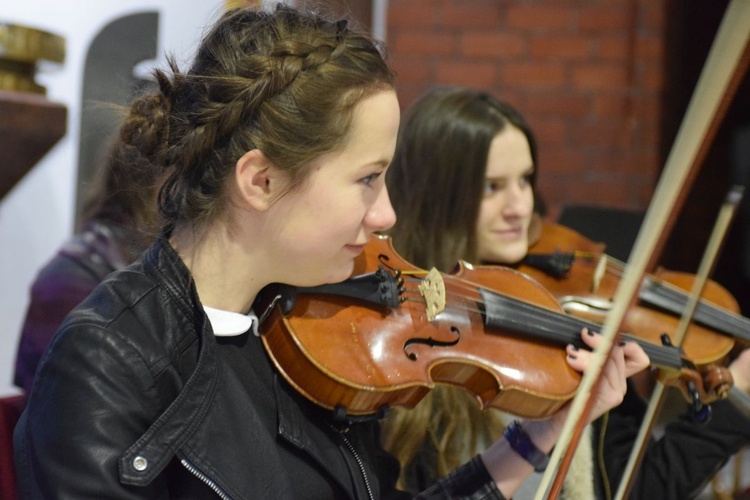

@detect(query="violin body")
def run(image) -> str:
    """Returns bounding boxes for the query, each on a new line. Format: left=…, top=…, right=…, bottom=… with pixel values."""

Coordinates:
left=259, top=233, right=580, bottom=419
left=523, top=221, right=737, bottom=367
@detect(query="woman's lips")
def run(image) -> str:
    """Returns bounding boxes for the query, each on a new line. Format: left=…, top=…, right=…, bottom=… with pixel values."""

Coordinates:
left=493, top=227, right=524, bottom=239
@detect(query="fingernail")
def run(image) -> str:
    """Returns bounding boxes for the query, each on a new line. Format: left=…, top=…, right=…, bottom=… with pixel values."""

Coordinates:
left=571, top=345, right=579, bottom=351
left=567, top=354, right=578, bottom=360
left=587, top=330, right=595, bottom=336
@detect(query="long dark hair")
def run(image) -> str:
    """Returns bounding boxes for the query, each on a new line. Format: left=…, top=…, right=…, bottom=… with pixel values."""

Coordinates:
left=387, top=87, right=537, bottom=271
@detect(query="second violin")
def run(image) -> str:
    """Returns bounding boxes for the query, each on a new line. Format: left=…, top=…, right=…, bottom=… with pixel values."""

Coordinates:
left=521, top=221, right=744, bottom=368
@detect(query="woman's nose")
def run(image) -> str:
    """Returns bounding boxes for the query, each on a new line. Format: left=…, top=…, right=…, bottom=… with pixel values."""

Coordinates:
left=367, top=186, right=397, bottom=232
left=503, top=184, right=531, bottom=217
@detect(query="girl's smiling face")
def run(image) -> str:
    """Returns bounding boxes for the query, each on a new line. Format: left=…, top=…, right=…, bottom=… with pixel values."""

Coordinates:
left=475, top=125, right=535, bottom=265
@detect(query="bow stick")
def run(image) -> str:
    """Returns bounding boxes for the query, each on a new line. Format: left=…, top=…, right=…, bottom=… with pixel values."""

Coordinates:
left=614, top=185, right=744, bottom=500
left=534, top=1, right=750, bottom=498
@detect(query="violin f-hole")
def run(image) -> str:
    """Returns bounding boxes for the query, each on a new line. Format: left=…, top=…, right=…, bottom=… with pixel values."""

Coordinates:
left=403, top=326, right=461, bottom=361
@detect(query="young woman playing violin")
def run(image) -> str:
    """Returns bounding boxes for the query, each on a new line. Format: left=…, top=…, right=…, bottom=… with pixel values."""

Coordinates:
left=382, top=86, right=750, bottom=499
left=12, top=6, right=647, bottom=499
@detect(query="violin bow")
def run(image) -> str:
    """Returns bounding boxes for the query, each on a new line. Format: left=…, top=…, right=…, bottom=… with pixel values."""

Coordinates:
left=534, top=2, right=750, bottom=498
left=614, top=185, right=744, bottom=500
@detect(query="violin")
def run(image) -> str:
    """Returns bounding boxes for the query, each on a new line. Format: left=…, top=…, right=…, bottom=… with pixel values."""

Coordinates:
left=520, top=220, right=746, bottom=368
left=256, top=234, right=729, bottom=420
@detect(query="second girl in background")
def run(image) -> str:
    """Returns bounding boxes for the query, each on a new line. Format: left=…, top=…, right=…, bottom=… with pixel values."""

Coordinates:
left=382, top=86, right=750, bottom=499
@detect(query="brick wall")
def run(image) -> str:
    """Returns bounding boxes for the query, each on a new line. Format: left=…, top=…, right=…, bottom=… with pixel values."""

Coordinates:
left=386, top=0, right=668, bottom=220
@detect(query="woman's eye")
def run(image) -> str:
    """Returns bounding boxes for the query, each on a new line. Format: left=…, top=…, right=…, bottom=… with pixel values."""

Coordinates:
left=361, top=172, right=381, bottom=186
left=483, top=181, right=503, bottom=196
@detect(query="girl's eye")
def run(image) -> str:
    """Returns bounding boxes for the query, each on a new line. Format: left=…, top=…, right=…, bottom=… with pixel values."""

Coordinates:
left=483, top=180, right=504, bottom=196
left=361, top=172, right=381, bottom=186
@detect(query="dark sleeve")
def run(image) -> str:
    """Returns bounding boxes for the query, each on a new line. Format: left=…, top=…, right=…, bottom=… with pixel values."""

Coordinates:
left=13, top=322, right=169, bottom=498
left=13, top=253, right=106, bottom=394
left=597, top=389, right=750, bottom=500
left=415, top=456, right=506, bottom=500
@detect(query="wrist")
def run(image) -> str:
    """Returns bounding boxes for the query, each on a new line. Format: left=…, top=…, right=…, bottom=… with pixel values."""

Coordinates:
left=503, top=420, right=552, bottom=472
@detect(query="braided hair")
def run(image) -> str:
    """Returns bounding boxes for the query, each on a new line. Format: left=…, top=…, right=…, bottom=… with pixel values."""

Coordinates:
left=118, top=4, right=395, bottom=232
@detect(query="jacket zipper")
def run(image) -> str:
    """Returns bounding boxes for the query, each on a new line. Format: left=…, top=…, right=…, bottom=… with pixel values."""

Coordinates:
left=181, top=458, right=231, bottom=499
left=333, top=426, right=375, bottom=500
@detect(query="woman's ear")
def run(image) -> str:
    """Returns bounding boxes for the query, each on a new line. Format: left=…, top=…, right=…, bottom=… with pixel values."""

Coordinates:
left=235, top=149, right=282, bottom=211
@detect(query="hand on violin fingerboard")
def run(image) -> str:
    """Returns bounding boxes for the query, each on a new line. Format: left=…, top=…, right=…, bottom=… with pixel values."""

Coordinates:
left=480, top=329, right=649, bottom=498
left=561, top=329, right=651, bottom=423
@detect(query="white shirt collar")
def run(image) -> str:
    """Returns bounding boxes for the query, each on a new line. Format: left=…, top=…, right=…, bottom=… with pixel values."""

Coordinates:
left=203, top=305, right=259, bottom=337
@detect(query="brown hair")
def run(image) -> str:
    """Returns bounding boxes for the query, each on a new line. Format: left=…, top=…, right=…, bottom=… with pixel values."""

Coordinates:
left=387, top=87, right=537, bottom=271
left=117, top=4, right=395, bottom=233
left=382, top=87, right=538, bottom=491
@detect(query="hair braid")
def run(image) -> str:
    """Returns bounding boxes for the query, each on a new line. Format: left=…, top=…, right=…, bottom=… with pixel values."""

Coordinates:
left=124, top=3, right=393, bottom=231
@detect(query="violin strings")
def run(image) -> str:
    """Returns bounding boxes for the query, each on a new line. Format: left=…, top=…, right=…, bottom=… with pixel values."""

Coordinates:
left=395, top=273, right=681, bottom=369
left=586, top=254, right=750, bottom=341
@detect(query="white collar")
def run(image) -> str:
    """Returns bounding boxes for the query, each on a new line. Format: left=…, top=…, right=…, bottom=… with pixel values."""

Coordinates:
left=203, top=305, right=259, bottom=337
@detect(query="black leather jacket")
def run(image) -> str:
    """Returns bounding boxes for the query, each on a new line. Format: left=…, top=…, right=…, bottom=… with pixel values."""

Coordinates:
left=14, top=236, right=502, bottom=499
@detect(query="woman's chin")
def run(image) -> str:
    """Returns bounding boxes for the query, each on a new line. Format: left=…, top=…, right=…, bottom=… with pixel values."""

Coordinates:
left=323, top=263, right=357, bottom=285
left=483, top=244, right=528, bottom=265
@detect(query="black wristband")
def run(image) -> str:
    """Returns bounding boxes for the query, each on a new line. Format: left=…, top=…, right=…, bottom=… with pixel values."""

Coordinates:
left=503, top=420, right=550, bottom=472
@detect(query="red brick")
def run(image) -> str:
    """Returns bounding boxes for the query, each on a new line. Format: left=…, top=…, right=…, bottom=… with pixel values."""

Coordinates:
left=598, top=36, right=630, bottom=61
left=390, top=56, right=433, bottom=85
left=538, top=147, right=588, bottom=176
left=389, top=0, right=448, bottom=8
left=574, top=120, right=633, bottom=148
left=530, top=35, right=592, bottom=60
left=638, top=62, right=665, bottom=92
left=386, top=0, right=669, bottom=214
left=579, top=6, right=635, bottom=32
left=572, top=64, right=631, bottom=90
left=630, top=151, right=661, bottom=179
left=435, top=61, right=497, bottom=87
left=598, top=150, right=657, bottom=175
left=503, top=62, right=567, bottom=88
left=632, top=119, right=661, bottom=153
left=522, top=92, right=592, bottom=118
left=461, top=32, right=526, bottom=58
left=531, top=118, right=568, bottom=146
left=639, top=1, right=668, bottom=32
left=635, top=34, right=664, bottom=62
left=440, top=3, right=502, bottom=29
left=507, top=5, right=574, bottom=30
left=392, top=30, right=458, bottom=57
left=593, top=94, right=632, bottom=119
left=585, top=156, right=631, bottom=178
left=388, top=2, right=439, bottom=29
left=565, top=177, right=633, bottom=207
left=632, top=93, right=661, bottom=117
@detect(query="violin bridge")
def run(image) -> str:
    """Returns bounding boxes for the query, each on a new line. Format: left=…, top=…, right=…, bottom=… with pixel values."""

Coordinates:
left=592, top=254, right=607, bottom=293
left=419, top=267, right=446, bottom=321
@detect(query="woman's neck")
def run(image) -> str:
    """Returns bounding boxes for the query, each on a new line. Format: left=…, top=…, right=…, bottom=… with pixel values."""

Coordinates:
left=170, top=222, right=266, bottom=313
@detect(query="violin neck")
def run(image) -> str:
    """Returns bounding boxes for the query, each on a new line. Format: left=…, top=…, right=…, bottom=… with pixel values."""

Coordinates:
left=639, top=277, right=750, bottom=343
left=477, top=288, right=684, bottom=371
